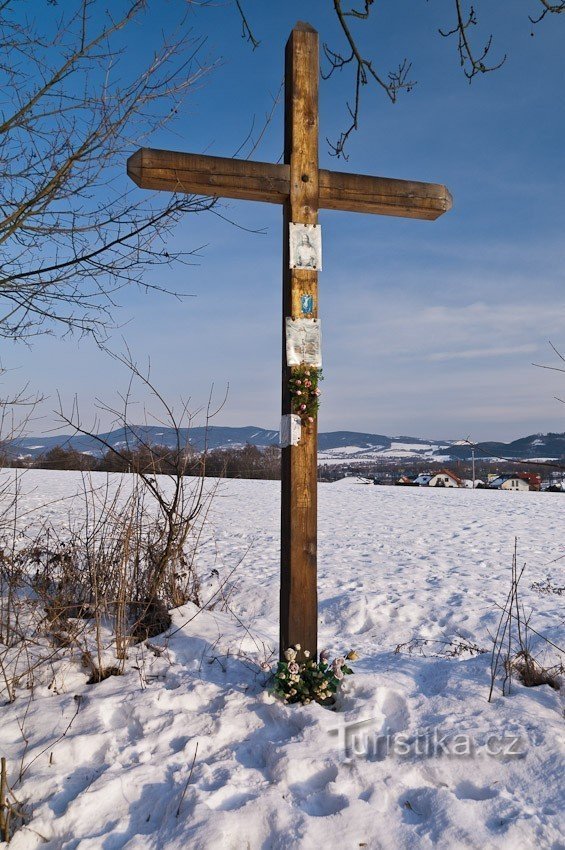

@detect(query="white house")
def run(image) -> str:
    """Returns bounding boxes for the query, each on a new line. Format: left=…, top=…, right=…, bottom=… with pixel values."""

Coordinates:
left=489, top=475, right=530, bottom=491
left=502, top=478, right=530, bottom=491
left=428, top=470, right=462, bottom=488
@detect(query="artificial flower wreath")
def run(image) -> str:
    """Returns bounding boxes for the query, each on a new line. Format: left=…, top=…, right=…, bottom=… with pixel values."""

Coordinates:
left=289, top=366, right=323, bottom=425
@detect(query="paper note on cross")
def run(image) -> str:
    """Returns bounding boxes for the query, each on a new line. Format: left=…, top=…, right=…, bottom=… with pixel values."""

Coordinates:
left=127, top=21, right=452, bottom=661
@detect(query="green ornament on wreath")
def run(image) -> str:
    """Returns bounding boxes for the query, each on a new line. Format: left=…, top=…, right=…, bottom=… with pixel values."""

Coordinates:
left=289, top=366, right=323, bottom=425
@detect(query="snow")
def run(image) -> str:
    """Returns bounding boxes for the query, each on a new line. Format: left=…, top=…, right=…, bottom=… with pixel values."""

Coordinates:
left=1, top=471, right=563, bottom=849
left=320, top=444, right=381, bottom=457
left=317, top=441, right=453, bottom=465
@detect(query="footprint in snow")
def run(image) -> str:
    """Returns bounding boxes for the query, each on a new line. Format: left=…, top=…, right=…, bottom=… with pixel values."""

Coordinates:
left=455, top=780, right=498, bottom=802
left=296, top=789, right=349, bottom=818
left=377, top=688, right=411, bottom=735
left=288, top=763, right=339, bottom=797
left=205, top=786, right=257, bottom=811
left=399, top=787, right=436, bottom=824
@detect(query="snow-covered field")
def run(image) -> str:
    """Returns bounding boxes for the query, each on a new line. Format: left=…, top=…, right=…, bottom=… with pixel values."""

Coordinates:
left=0, top=471, right=563, bottom=850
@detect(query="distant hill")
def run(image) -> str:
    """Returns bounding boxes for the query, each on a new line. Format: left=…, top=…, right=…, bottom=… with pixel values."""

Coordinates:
left=8, top=426, right=565, bottom=463
left=8, top=426, right=280, bottom=459
left=446, top=432, right=565, bottom=461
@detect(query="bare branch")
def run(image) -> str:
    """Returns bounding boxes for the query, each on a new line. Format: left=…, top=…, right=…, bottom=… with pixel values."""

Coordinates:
left=324, top=0, right=414, bottom=158
left=530, top=0, right=565, bottom=25
left=439, top=1, right=507, bottom=81
left=343, top=1, right=374, bottom=19
left=234, top=0, right=260, bottom=50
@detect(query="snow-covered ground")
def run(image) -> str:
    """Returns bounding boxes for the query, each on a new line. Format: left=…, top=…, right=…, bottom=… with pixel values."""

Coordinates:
left=0, top=471, right=563, bottom=850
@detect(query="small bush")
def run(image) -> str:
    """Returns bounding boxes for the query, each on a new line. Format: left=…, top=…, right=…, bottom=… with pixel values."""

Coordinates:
left=489, top=540, right=564, bottom=700
left=509, top=650, right=562, bottom=691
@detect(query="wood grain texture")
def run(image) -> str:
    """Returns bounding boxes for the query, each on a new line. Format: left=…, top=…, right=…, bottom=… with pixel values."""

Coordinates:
left=128, top=149, right=451, bottom=220
left=280, top=23, right=319, bottom=661
left=319, top=169, right=453, bottom=220
left=127, top=149, right=290, bottom=205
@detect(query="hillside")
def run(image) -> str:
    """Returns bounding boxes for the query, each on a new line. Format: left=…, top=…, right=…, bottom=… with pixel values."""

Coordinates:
left=9, top=426, right=565, bottom=464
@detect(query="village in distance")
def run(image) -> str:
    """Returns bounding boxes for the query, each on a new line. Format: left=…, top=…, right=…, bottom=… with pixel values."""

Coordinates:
left=5, top=423, right=565, bottom=492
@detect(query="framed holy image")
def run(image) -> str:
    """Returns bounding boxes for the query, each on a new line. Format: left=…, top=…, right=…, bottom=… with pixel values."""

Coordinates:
left=289, top=223, right=322, bottom=271
left=285, top=317, right=322, bottom=367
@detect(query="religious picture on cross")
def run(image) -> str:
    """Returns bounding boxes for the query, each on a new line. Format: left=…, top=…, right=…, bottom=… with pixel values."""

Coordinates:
left=285, top=318, right=322, bottom=367
left=289, top=222, right=322, bottom=270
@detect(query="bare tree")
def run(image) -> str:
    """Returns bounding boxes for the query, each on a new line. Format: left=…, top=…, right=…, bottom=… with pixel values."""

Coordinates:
left=0, top=0, right=216, bottom=342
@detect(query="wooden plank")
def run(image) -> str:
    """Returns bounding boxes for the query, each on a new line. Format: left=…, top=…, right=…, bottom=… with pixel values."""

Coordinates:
left=280, top=21, right=319, bottom=661
left=128, top=148, right=451, bottom=220
left=127, top=148, right=290, bottom=205
left=319, top=169, right=452, bottom=220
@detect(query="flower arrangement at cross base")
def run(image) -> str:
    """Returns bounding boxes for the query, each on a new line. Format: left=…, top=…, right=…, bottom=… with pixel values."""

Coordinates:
left=271, top=645, right=357, bottom=705
left=289, top=367, right=323, bottom=426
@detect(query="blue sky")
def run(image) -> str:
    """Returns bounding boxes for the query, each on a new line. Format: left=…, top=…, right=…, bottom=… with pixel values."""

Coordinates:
left=5, top=0, right=565, bottom=440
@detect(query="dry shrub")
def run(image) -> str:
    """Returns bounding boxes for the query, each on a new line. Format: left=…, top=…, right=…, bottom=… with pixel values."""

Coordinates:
left=0, top=756, right=25, bottom=842
left=394, top=637, right=487, bottom=658
left=0, top=467, right=215, bottom=700
left=0, top=360, right=222, bottom=699
left=489, top=540, right=564, bottom=700
left=509, top=650, right=562, bottom=691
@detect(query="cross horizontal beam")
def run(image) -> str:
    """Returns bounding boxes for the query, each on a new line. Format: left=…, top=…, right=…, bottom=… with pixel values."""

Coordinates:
left=127, top=148, right=452, bottom=221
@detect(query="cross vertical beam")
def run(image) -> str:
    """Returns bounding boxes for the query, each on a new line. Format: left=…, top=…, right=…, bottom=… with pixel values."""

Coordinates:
left=280, top=23, right=319, bottom=660
left=125, top=19, right=453, bottom=665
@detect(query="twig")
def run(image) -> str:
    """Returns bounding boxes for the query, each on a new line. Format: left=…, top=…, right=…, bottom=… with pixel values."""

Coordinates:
left=439, top=0, right=506, bottom=81
left=0, top=756, right=26, bottom=842
left=234, top=1, right=260, bottom=49
left=18, top=696, right=82, bottom=782
left=0, top=757, right=7, bottom=842
left=176, top=742, right=199, bottom=818
left=530, top=0, right=565, bottom=25
left=324, top=0, right=414, bottom=158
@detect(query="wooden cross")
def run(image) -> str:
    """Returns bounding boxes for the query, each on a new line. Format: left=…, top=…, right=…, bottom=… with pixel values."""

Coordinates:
left=127, top=21, right=452, bottom=660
